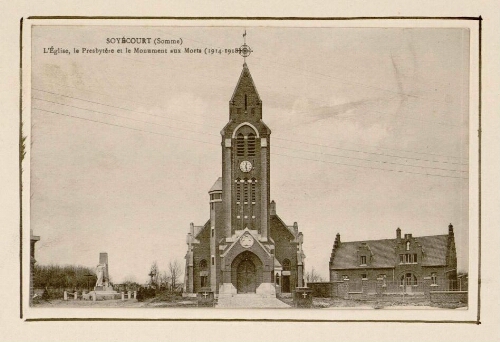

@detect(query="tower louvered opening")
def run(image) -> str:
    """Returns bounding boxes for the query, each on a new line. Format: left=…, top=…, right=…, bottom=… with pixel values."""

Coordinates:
left=236, top=133, right=245, bottom=156
left=247, top=133, right=256, bottom=157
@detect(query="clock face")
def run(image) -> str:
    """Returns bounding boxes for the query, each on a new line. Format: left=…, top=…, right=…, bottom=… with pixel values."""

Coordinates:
left=239, top=233, right=254, bottom=248
left=239, top=160, right=253, bottom=172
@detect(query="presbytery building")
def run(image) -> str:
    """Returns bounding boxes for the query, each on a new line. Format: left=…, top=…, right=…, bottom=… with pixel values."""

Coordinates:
left=183, top=62, right=305, bottom=297
left=329, top=224, right=458, bottom=289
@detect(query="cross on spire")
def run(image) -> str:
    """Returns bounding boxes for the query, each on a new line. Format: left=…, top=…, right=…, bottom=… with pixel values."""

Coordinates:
left=238, top=29, right=252, bottom=64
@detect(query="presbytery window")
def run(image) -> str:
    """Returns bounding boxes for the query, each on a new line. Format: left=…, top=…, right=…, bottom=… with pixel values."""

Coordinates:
left=400, top=273, right=417, bottom=286
left=360, top=256, right=367, bottom=265
left=431, top=272, right=437, bottom=285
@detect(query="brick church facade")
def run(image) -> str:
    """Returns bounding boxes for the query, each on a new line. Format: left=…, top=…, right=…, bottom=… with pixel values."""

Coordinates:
left=329, top=224, right=458, bottom=290
left=183, top=63, right=305, bottom=297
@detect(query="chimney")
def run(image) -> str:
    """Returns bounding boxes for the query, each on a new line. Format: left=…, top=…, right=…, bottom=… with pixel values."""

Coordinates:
left=334, top=233, right=341, bottom=248
left=190, top=222, right=194, bottom=235
left=270, top=200, right=276, bottom=216
left=396, top=227, right=401, bottom=243
left=448, top=223, right=454, bottom=236
left=293, top=222, right=299, bottom=235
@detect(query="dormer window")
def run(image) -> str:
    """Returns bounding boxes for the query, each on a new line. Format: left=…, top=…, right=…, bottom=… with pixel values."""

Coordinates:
left=360, top=256, right=367, bottom=265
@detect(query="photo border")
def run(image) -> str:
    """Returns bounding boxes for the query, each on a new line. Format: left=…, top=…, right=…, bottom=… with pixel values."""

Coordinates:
left=20, top=16, right=481, bottom=324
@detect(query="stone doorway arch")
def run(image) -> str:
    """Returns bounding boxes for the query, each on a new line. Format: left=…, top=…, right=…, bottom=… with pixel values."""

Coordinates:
left=231, top=251, right=263, bottom=294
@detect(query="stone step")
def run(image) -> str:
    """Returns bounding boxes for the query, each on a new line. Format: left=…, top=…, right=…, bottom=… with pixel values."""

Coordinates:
left=216, top=294, right=290, bottom=308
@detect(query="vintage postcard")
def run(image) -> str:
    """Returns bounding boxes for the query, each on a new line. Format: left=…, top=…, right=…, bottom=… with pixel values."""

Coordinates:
left=21, top=18, right=479, bottom=322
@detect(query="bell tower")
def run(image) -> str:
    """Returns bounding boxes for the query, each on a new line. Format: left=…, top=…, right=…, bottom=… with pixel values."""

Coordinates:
left=184, top=35, right=305, bottom=298
left=221, top=62, right=271, bottom=241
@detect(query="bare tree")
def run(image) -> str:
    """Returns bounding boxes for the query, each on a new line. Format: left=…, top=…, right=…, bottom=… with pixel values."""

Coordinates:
left=149, top=261, right=159, bottom=288
left=168, top=260, right=182, bottom=292
left=306, top=267, right=324, bottom=283
left=158, top=271, right=169, bottom=290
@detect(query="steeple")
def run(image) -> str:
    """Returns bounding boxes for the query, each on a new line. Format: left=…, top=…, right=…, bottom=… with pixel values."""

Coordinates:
left=229, top=63, right=262, bottom=121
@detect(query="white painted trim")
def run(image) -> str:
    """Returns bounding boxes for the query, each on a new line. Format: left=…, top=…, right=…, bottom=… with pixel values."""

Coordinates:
left=231, top=122, right=260, bottom=138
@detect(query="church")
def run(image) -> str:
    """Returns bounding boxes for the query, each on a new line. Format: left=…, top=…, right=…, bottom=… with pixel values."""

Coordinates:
left=183, top=61, right=305, bottom=298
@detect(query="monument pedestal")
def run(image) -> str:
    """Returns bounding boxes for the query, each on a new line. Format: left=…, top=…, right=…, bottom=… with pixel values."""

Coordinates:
left=94, top=285, right=114, bottom=292
left=294, top=287, right=313, bottom=308
left=197, top=288, right=215, bottom=307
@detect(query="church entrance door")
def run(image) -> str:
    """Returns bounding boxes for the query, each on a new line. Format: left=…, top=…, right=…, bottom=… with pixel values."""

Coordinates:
left=237, top=259, right=256, bottom=293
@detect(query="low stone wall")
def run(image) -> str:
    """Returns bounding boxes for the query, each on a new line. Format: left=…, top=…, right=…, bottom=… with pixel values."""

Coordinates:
left=308, top=282, right=334, bottom=298
left=430, top=291, right=468, bottom=304
left=312, top=281, right=461, bottom=302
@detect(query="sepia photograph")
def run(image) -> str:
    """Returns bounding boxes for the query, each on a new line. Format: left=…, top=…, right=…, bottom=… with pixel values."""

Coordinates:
left=22, top=19, right=477, bottom=321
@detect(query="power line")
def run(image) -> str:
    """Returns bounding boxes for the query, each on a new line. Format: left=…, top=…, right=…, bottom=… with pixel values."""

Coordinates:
left=272, top=144, right=467, bottom=173
left=34, top=87, right=466, bottom=165
left=271, top=152, right=467, bottom=180
left=33, top=97, right=220, bottom=138
left=273, top=137, right=468, bottom=167
left=33, top=107, right=220, bottom=147
left=34, top=95, right=467, bottom=172
left=33, top=107, right=468, bottom=180
left=34, top=29, right=462, bottom=132
left=274, top=129, right=467, bottom=160
left=35, top=82, right=467, bottom=161
left=32, top=88, right=222, bottom=130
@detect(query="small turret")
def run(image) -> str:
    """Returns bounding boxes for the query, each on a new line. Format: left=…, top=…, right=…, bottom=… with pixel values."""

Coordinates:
left=270, top=200, right=276, bottom=216
left=334, top=233, right=341, bottom=248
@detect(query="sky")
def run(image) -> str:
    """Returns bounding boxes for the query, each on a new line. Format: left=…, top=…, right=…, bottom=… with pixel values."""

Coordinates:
left=30, top=25, right=470, bottom=284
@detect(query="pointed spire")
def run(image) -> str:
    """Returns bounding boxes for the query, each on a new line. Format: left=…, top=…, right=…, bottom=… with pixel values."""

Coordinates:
left=229, top=63, right=261, bottom=105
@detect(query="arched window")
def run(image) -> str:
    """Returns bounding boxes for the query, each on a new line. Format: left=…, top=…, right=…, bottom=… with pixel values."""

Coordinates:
left=247, top=133, right=256, bottom=157
left=199, top=259, right=208, bottom=288
left=243, top=178, right=249, bottom=202
left=276, top=273, right=280, bottom=285
left=251, top=178, right=256, bottom=202
left=235, top=178, right=241, bottom=202
left=406, top=241, right=410, bottom=251
left=236, top=133, right=245, bottom=156
left=400, top=273, right=417, bottom=286
left=282, top=259, right=291, bottom=271
left=199, top=260, right=207, bottom=270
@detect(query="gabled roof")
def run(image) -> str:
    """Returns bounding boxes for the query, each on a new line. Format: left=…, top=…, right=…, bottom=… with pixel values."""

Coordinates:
left=270, top=214, right=297, bottom=240
left=230, top=63, right=261, bottom=103
left=330, top=235, right=449, bottom=270
left=194, top=220, right=210, bottom=239
left=209, top=177, right=222, bottom=193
